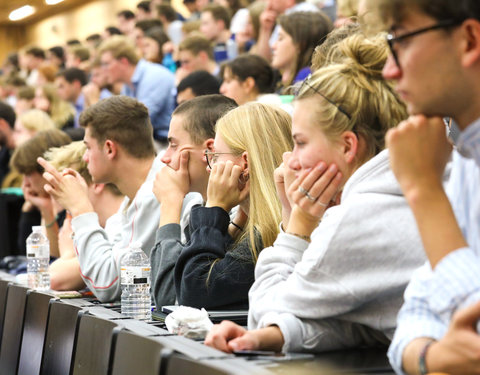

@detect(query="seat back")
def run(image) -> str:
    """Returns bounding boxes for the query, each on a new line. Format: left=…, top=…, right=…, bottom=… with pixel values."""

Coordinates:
left=17, top=291, right=55, bottom=375
left=40, top=300, right=82, bottom=375
left=70, top=312, right=119, bottom=375
left=0, top=279, right=11, bottom=346
left=163, top=353, right=232, bottom=375
left=0, top=284, right=29, bottom=374
left=109, top=330, right=167, bottom=375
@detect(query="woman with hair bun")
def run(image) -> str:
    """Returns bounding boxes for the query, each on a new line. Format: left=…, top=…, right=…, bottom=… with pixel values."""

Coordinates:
left=206, top=32, right=426, bottom=353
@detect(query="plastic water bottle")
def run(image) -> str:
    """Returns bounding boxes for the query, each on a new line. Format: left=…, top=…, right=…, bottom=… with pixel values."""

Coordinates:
left=26, top=226, right=50, bottom=290
left=120, top=242, right=151, bottom=320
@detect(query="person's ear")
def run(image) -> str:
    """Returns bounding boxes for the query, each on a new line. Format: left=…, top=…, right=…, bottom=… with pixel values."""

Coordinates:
left=93, top=183, right=106, bottom=194
left=202, top=138, right=215, bottom=162
left=104, top=140, right=117, bottom=160
left=241, top=151, right=249, bottom=174
left=340, top=131, right=358, bottom=164
left=459, top=19, right=480, bottom=68
left=242, top=77, right=256, bottom=94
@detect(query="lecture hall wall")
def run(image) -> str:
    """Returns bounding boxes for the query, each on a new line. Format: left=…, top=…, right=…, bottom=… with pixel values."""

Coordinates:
left=0, top=0, right=187, bottom=62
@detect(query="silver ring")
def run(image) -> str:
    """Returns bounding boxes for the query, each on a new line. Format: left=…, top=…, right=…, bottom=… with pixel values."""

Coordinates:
left=317, top=201, right=328, bottom=207
left=298, top=186, right=316, bottom=202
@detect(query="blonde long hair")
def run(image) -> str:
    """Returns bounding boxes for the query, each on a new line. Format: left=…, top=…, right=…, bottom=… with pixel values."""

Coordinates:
left=215, top=102, right=293, bottom=261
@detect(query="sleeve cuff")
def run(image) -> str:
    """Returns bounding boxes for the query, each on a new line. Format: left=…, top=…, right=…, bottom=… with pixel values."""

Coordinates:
left=156, top=223, right=181, bottom=242
left=189, top=205, right=230, bottom=233
left=257, top=311, right=303, bottom=353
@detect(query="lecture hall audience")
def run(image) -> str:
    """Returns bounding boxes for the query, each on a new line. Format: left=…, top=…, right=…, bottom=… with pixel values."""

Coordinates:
left=0, top=1, right=476, bottom=373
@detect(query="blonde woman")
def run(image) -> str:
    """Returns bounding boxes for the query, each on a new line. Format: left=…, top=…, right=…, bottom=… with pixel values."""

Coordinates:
left=34, top=84, right=75, bottom=130
left=45, top=141, right=124, bottom=291
left=206, top=33, right=426, bottom=352
left=13, top=109, right=56, bottom=147
left=174, top=103, right=293, bottom=309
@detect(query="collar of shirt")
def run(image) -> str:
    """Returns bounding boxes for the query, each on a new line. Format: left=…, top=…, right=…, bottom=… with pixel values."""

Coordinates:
left=456, top=117, right=480, bottom=165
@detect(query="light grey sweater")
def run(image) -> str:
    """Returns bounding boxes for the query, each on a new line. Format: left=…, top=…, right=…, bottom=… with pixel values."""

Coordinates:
left=248, top=150, right=426, bottom=352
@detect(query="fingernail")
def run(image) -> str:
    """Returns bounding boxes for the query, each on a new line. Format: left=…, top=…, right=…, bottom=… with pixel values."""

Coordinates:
left=316, top=162, right=326, bottom=171
left=229, top=342, right=239, bottom=350
left=329, top=165, right=337, bottom=172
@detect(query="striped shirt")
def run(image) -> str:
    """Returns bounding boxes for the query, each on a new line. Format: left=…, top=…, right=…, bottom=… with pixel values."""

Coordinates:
left=388, top=118, right=480, bottom=374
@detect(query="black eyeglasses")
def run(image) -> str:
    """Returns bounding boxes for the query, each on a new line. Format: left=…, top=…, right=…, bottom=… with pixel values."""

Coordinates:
left=296, top=75, right=352, bottom=120
left=386, top=19, right=462, bottom=67
left=204, top=150, right=235, bottom=169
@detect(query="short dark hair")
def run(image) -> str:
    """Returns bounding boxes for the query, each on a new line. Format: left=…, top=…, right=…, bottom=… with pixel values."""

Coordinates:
left=80, top=96, right=155, bottom=159
left=177, top=71, right=220, bottom=97
left=137, top=0, right=151, bottom=12
left=105, top=26, right=123, bottom=36
left=57, top=68, right=88, bottom=86
left=135, top=19, right=163, bottom=32
left=202, top=4, right=231, bottom=29
left=117, top=9, right=135, bottom=19
left=372, top=0, right=480, bottom=24
left=66, top=39, right=81, bottom=46
left=221, top=54, right=277, bottom=94
left=179, top=34, right=214, bottom=60
left=0, top=101, right=16, bottom=129
left=157, top=4, right=177, bottom=22
left=26, top=47, right=45, bottom=59
left=10, top=129, right=71, bottom=174
left=48, top=46, right=65, bottom=60
left=173, top=94, right=237, bottom=144
left=86, top=33, right=102, bottom=42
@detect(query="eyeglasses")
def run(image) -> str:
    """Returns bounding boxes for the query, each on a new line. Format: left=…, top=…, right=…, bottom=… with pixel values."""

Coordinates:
left=386, top=19, right=461, bottom=67
left=204, top=150, right=235, bottom=169
left=296, top=75, right=352, bottom=120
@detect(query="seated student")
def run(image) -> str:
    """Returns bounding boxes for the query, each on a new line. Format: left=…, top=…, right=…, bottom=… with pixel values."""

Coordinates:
left=220, top=54, right=279, bottom=106
left=13, top=109, right=56, bottom=147
left=38, top=96, right=200, bottom=302
left=368, top=0, right=480, bottom=374
left=200, top=4, right=238, bottom=63
left=205, top=32, right=426, bottom=353
left=272, top=11, right=332, bottom=92
left=176, top=34, right=219, bottom=85
left=174, top=102, right=293, bottom=310
left=176, top=71, right=221, bottom=105
left=10, top=129, right=71, bottom=255
left=151, top=94, right=237, bottom=308
left=33, top=84, right=75, bottom=131
left=44, top=141, right=124, bottom=291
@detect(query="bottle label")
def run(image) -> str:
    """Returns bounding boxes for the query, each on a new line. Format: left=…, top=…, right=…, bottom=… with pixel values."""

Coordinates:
left=26, top=244, right=49, bottom=258
left=121, top=266, right=150, bottom=285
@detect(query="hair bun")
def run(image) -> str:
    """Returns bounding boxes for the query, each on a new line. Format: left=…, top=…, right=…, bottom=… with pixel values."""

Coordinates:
left=335, top=33, right=388, bottom=79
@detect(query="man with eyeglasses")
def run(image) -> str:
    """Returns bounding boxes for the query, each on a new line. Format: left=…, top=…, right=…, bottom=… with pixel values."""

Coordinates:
left=369, top=0, right=480, bottom=374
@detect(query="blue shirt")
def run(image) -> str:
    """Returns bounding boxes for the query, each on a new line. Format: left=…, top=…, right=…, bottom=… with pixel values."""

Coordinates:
left=74, top=93, right=85, bottom=128
left=121, top=59, right=176, bottom=140
left=388, top=118, right=480, bottom=374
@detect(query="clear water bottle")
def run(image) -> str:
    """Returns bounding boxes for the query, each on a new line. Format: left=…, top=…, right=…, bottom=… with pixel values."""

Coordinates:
left=26, top=226, right=50, bottom=290
left=120, top=242, right=151, bottom=320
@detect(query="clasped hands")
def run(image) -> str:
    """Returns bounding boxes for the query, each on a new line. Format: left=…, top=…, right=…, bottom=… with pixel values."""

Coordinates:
left=37, top=157, right=93, bottom=218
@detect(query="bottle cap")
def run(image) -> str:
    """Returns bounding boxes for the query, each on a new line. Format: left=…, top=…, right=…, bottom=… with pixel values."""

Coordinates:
left=32, top=226, right=43, bottom=232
